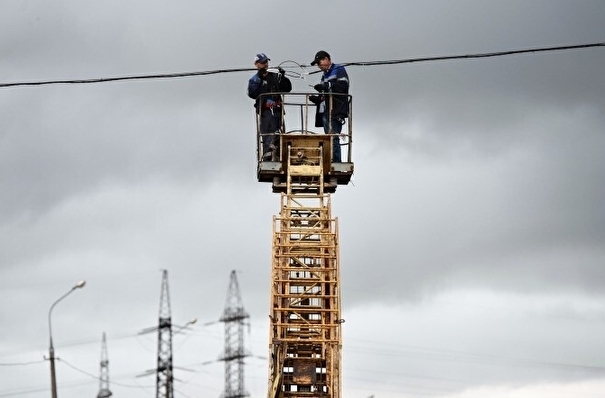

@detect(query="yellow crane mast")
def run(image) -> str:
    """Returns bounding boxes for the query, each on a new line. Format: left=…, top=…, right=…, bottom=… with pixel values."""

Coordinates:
left=256, top=93, right=353, bottom=398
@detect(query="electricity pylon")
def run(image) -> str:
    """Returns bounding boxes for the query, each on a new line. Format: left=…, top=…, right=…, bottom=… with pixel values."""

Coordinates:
left=219, top=270, right=250, bottom=398
left=136, top=271, right=196, bottom=395
left=156, top=269, right=174, bottom=398
left=96, top=332, right=112, bottom=398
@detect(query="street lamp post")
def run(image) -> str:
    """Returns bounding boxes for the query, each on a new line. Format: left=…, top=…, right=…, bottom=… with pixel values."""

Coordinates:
left=48, top=280, right=86, bottom=398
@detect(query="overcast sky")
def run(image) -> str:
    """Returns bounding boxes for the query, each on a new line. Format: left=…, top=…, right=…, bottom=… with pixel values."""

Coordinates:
left=1, top=1, right=605, bottom=397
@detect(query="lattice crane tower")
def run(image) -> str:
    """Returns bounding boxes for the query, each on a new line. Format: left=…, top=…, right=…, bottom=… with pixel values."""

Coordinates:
left=219, top=270, right=250, bottom=398
left=96, top=332, right=112, bottom=398
left=256, top=92, right=354, bottom=398
left=156, top=269, right=174, bottom=398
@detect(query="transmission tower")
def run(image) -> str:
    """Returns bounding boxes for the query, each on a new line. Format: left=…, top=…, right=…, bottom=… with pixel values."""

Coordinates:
left=156, top=269, right=174, bottom=398
left=219, top=270, right=250, bottom=398
left=96, top=332, right=112, bottom=398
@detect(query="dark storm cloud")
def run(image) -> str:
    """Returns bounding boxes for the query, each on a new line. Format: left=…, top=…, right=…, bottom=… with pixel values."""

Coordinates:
left=2, top=1, right=605, bottom=397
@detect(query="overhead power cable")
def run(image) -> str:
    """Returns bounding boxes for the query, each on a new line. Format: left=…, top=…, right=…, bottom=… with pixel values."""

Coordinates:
left=0, top=67, right=253, bottom=88
left=0, top=41, right=603, bottom=89
left=342, top=41, right=605, bottom=68
left=58, top=358, right=155, bottom=389
left=0, top=359, right=46, bottom=366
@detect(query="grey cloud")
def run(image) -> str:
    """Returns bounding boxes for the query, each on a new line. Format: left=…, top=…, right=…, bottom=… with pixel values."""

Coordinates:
left=2, top=1, right=605, bottom=397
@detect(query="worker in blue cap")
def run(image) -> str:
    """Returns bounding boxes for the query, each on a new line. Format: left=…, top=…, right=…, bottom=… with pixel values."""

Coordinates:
left=248, top=53, right=292, bottom=161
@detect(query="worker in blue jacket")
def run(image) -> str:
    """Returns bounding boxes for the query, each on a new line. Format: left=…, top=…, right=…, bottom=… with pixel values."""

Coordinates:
left=310, top=50, right=350, bottom=162
left=248, top=53, right=292, bottom=161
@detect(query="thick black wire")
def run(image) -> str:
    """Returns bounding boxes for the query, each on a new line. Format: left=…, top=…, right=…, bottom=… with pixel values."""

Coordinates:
left=1, top=42, right=603, bottom=88
left=0, top=67, right=253, bottom=88
left=341, top=42, right=605, bottom=68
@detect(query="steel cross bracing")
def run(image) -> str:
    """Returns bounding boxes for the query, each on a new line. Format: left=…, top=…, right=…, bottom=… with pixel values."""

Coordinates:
left=156, top=269, right=174, bottom=398
left=97, top=332, right=112, bottom=398
left=220, top=270, right=250, bottom=398
left=267, top=144, right=342, bottom=398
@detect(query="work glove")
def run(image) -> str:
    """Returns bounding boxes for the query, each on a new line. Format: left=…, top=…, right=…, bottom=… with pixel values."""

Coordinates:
left=309, top=95, right=321, bottom=105
left=314, top=83, right=327, bottom=92
left=278, top=67, right=285, bottom=75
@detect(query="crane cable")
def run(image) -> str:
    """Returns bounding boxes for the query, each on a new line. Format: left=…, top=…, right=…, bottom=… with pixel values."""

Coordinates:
left=0, top=42, right=603, bottom=89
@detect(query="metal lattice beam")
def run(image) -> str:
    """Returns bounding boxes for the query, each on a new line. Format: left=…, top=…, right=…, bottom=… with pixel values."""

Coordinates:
left=220, top=270, right=250, bottom=398
left=156, top=269, right=174, bottom=398
left=97, top=332, right=112, bottom=398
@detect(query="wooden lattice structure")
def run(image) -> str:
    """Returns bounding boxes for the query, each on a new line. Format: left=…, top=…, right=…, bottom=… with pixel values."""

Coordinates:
left=265, top=133, right=350, bottom=398
left=257, top=93, right=353, bottom=398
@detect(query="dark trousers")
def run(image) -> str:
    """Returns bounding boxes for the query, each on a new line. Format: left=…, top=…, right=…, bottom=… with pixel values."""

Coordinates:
left=322, top=114, right=342, bottom=162
left=260, top=109, right=282, bottom=157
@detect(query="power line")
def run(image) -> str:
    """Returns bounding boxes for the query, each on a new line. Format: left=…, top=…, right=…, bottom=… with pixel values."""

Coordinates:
left=0, top=67, right=253, bottom=88
left=0, top=359, right=46, bottom=366
left=0, top=41, right=603, bottom=89
left=58, top=358, right=154, bottom=389
left=342, top=41, right=605, bottom=68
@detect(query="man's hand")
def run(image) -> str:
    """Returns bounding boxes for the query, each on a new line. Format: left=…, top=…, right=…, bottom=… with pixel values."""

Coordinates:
left=257, top=69, right=267, bottom=80
left=314, top=83, right=327, bottom=92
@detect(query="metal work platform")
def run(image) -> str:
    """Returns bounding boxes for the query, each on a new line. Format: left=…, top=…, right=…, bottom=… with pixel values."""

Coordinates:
left=256, top=93, right=354, bottom=193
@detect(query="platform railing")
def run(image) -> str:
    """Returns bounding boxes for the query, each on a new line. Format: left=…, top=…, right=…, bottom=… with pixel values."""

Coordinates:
left=255, top=92, right=353, bottom=163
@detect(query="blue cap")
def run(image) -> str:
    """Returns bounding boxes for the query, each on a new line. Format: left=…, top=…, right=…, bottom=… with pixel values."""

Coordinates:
left=254, top=53, right=270, bottom=64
